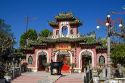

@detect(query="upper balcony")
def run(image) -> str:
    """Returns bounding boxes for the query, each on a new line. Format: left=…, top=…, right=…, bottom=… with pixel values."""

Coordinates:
left=48, top=33, right=80, bottom=39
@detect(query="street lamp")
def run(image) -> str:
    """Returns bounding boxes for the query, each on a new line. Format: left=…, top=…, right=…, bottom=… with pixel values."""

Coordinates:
left=96, top=14, right=112, bottom=79
left=119, top=24, right=123, bottom=28
left=97, top=13, right=125, bottom=81
left=105, top=14, right=112, bottom=79
left=96, top=26, right=100, bottom=29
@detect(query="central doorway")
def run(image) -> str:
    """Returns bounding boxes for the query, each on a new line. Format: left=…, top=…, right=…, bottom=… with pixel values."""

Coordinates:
left=38, top=52, right=47, bottom=71
left=56, top=51, right=71, bottom=72
left=57, top=51, right=70, bottom=65
left=57, top=54, right=70, bottom=65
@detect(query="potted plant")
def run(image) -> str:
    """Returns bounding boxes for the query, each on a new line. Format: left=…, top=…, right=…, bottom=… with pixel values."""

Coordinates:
left=70, top=63, right=76, bottom=73
left=44, top=63, right=50, bottom=72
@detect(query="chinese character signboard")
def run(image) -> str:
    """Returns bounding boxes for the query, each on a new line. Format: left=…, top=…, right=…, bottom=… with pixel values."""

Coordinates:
left=56, top=43, right=71, bottom=50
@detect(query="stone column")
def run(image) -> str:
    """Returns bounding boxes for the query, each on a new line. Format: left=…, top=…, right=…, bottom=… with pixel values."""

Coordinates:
left=67, top=26, right=70, bottom=36
left=59, top=27, right=62, bottom=37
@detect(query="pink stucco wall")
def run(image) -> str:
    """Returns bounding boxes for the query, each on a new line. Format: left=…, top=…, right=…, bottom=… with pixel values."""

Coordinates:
left=48, top=48, right=52, bottom=62
left=72, top=27, right=78, bottom=35
left=92, top=48, right=97, bottom=68
left=76, top=47, right=81, bottom=68
left=77, top=48, right=100, bottom=69
left=27, top=54, right=35, bottom=68
left=26, top=46, right=108, bottom=72
left=97, top=53, right=107, bottom=65
left=53, top=28, right=59, bottom=36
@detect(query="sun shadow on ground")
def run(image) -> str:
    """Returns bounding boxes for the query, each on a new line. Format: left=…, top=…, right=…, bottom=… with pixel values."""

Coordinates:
left=60, top=74, right=67, bottom=77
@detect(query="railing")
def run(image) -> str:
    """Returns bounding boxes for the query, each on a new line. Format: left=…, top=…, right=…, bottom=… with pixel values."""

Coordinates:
left=97, top=65, right=125, bottom=83
left=48, top=34, right=81, bottom=39
left=9, top=67, right=21, bottom=80
left=109, top=78, right=125, bottom=83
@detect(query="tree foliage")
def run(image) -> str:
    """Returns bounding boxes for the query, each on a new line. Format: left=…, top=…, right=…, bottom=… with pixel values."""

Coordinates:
left=0, top=19, right=15, bottom=62
left=111, top=44, right=125, bottom=65
left=0, top=19, right=14, bottom=53
left=39, top=29, right=52, bottom=37
left=20, top=28, right=37, bottom=47
left=110, top=24, right=125, bottom=65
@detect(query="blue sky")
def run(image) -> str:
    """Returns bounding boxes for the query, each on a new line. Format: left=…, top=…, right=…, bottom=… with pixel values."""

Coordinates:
left=0, top=0, right=125, bottom=48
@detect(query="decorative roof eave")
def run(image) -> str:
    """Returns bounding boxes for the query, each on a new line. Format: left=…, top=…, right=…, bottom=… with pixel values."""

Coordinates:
left=70, top=23, right=82, bottom=27
left=23, top=50, right=34, bottom=54
left=26, top=39, right=48, bottom=48
left=79, top=42, right=101, bottom=46
left=30, top=43, right=48, bottom=49
left=21, top=47, right=34, bottom=50
left=13, top=53, right=26, bottom=59
left=43, top=37, right=86, bottom=43
left=29, top=36, right=100, bottom=45
left=96, top=47, right=107, bottom=53
left=21, top=47, right=34, bottom=54
left=96, top=45, right=115, bottom=53
left=30, top=36, right=99, bottom=44
left=13, top=53, right=23, bottom=56
left=55, top=18, right=76, bottom=22
left=55, top=12, right=76, bottom=22
left=32, top=37, right=86, bottom=43
left=30, top=43, right=47, bottom=47
left=49, top=21, right=59, bottom=28
left=70, top=20, right=82, bottom=27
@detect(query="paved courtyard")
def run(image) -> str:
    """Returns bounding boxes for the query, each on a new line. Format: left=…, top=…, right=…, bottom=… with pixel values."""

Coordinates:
left=11, top=72, right=83, bottom=83
left=55, top=73, right=83, bottom=83
left=12, top=71, right=60, bottom=83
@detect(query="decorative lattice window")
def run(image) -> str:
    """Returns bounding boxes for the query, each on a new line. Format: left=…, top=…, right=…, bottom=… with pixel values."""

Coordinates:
left=28, top=56, right=33, bottom=64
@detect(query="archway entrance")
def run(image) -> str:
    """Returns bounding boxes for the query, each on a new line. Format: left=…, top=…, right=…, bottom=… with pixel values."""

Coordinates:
left=56, top=51, right=71, bottom=72
left=57, top=51, right=70, bottom=65
left=81, top=51, right=92, bottom=72
left=38, top=52, right=47, bottom=71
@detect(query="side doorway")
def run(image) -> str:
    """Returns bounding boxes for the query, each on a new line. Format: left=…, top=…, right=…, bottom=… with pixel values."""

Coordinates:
left=81, top=51, right=92, bottom=72
left=38, top=54, right=47, bottom=71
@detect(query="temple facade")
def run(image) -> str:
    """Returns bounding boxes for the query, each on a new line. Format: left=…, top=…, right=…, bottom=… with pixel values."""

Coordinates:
left=24, top=13, right=107, bottom=73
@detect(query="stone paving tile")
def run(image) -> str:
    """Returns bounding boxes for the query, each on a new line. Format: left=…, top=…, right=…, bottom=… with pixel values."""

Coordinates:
left=12, top=72, right=47, bottom=83
left=11, top=71, right=61, bottom=83
left=12, top=75, right=43, bottom=83
left=37, top=75, right=61, bottom=83
left=11, top=72, right=83, bottom=83
left=55, top=73, right=83, bottom=83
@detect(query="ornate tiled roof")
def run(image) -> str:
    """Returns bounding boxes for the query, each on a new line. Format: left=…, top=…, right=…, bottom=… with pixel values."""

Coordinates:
left=29, top=37, right=86, bottom=44
left=55, top=12, right=76, bottom=21
left=49, top=21, right=58, bottom=27
left=49, top=12, right=82, bottom=27
left=28, top=36, right=100, bottom=46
